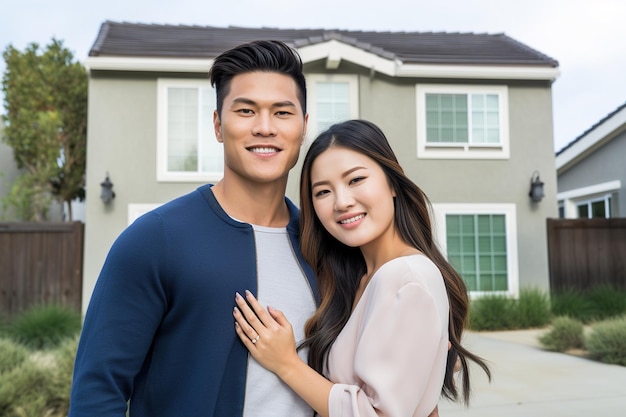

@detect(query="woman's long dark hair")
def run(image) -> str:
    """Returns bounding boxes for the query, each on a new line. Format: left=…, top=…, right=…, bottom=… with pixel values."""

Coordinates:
left=299, top=119, right=490, bottom=404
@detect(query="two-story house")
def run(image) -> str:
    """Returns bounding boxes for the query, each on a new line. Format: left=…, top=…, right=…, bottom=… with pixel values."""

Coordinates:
left=81, top=21, right=560, bottom=312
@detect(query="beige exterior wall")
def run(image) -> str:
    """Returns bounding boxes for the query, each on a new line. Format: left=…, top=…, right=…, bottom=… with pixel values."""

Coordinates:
left=84, top=65, right=557, bottom=313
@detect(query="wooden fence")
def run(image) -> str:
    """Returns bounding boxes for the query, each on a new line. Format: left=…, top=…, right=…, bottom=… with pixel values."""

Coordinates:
left=547, top=218, right=626, bottom=293
left=0, top=222, right=84, bottom=318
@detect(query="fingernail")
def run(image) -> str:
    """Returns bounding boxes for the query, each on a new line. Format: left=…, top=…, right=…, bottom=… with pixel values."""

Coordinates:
left=245, top=290, right=252, bottom=297
left=235, top=292, right=242, bottom=300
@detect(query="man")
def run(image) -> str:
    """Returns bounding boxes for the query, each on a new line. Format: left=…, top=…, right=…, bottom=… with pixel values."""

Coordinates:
left=69, top=40, right=319, bottom=417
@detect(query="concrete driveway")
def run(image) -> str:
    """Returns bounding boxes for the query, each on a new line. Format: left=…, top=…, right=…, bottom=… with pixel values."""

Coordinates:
left=438, top=329, right=626, bottom=416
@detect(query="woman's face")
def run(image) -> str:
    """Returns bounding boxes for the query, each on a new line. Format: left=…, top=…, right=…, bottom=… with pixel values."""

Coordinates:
left=310, top=146, right=397, bottom=251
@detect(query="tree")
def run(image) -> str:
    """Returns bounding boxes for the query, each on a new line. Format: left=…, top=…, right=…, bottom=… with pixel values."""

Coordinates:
left=1, top=38, right=87, bottom=221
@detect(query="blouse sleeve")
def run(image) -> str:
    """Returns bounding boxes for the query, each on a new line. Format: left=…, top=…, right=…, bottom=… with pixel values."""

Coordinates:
left=328, top=265, right=448, bottom=417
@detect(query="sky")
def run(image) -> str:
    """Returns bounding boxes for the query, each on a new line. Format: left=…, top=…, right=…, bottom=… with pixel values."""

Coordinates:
left=1, top=0, right=625, bottom=152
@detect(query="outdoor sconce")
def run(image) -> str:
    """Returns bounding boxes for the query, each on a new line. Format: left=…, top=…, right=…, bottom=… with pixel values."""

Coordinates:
left=100, top=173, right=116, bottom=204
left=529, top=171, right=544, bottom=203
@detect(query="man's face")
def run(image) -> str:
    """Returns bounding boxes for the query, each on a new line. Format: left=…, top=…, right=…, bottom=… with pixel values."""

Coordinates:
left=213, top=71, right=308, bottom=186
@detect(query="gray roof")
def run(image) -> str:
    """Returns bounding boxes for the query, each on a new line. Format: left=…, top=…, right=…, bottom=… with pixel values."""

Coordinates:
left=90, top=21, right=558, bottom=67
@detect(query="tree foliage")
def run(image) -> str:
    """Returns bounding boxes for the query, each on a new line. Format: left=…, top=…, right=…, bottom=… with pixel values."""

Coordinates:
left=1, top=38, right=87, bottom=221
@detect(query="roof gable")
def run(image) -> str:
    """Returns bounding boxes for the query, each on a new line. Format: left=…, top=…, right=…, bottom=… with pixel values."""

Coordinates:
left=556, top=101, right=626, bottom=173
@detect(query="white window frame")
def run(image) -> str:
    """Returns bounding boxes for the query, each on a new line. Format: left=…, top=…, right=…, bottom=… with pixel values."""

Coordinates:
left=432, top=203, right=519, bottom=298
left=128, top=203, right=164, bottom=225
left=557, top=180, right=620, bottom=219
left=156, top=79, right=222, bottom=182
left=305, top=74, right=359, bottom=141
left=416, top=84, right=510, bottom=159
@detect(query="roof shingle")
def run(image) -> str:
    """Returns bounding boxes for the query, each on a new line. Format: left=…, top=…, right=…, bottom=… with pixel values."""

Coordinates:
left=89, top=21, right=558, bottom=67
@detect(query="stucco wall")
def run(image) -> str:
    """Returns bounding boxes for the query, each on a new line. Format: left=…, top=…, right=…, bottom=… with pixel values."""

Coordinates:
left=557, top=131, right=626, bottom=217
left=84, top=68, right=557, bottom=312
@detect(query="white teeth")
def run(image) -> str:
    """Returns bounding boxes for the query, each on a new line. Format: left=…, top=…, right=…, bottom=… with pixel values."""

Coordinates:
left=339, top=214, right=364, bottom=224
left=250, top=147, right=278, bottom=154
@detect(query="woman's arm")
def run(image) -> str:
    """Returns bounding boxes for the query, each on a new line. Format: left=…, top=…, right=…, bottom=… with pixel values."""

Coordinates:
left=234, top=291, right=332, bottom=417
left=234, top=287, right=445, bottom=417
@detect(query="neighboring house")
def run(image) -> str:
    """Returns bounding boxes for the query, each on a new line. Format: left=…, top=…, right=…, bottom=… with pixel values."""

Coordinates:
left=82, top=21, right=560, bottom=313
left=556, top=102, right=626, bottom=218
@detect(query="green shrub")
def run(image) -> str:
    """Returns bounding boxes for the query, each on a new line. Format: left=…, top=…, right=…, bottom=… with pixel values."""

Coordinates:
left=514, top=287, right=551, bottom=328
left=550, top=289, right=594, bottom=322
left=539, top=316, right=585, bottom=352
left=585, top=315, right=626, bottom=366
left=0, top=338, right=29, bottom=373
left=0, top=336, right=78, bottom=417
left=586, top=286, right=626, bottom=321
left=6, top=305, right=81, bottom=350
left=551, top=286, right=626, bottom=323
left=469, top=294, right=515, bottom=330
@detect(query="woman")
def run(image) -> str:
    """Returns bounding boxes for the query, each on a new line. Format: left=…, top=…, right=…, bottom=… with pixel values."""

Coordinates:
left=233, top=119, right=490, bottom=417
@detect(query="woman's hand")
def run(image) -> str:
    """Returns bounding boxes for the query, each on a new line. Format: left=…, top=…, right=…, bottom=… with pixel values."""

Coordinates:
left=233, top=291, right=302, bottom=376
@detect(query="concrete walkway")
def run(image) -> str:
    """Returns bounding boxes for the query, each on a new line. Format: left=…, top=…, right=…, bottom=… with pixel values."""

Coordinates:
left=438, top=329, right=626, bottom=416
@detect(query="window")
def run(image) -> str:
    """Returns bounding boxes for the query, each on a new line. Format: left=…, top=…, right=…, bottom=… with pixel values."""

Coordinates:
left=157, top=79, right=222, bottom=182
left=306, top=74, right=359, bottom=139
left=433, top=204, right=518, bottom=297
left=557, top=180, right=620, bottom=219
left=416, top=85, right=509, bottom=159
left=576, top=195, right=612, bottom=218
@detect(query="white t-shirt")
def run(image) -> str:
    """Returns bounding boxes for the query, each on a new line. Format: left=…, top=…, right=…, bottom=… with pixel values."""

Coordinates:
left=242, top=224, right=317, bottom=417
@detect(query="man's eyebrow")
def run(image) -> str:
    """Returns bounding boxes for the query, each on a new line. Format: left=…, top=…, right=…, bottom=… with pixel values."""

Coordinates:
left=272, top=100, right=297, bottom=108
left=230, top=98, right=297, bottom=108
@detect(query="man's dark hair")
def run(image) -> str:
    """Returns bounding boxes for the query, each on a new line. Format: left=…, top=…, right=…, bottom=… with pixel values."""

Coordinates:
left=209, top=40, right=307, bottom=116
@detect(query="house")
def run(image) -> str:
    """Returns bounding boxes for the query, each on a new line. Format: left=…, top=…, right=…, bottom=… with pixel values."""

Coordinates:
left=556, top=102, right=626, bottom=218
left=81, top=21, right=560, bottom=313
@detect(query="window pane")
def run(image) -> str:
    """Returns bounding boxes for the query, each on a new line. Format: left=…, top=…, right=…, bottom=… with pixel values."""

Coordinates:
left=316, top=82, right=351, bottom=132
left=166, top=84, right=221, bottom=175
left=470, top=94, right=500, bottom=145
left=577, top=204, right=589, bottom=218
left=445, top=213, right=508, bottom=292
left=168, top=87, right=199, bottom=172
left=591, top=200, right=606, bottom=218
left=425, top=94, right=468, bottom=143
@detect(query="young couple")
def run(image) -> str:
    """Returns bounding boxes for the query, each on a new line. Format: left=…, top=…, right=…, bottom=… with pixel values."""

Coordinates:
left=69, top=40, right=488, bottom=417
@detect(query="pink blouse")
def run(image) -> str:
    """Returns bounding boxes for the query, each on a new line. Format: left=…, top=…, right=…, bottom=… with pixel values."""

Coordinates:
left=326, top=255, right=449, bottom=417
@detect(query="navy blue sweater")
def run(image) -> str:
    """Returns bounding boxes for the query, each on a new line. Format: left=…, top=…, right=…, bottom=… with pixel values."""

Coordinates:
left=69, top=184, right=319, bottom=416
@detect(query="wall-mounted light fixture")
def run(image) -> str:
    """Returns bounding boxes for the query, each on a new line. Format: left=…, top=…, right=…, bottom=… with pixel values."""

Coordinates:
left=529, top=171, right=544, bottom=202
left=100, top=173, right=115, bottom=204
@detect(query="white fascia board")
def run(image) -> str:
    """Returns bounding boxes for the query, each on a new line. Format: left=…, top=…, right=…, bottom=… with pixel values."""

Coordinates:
left=298, top=40, right=399, bottom=76
left=397, top=63, right=560, bottom=81
left=557, top=180, right=621, bottom=201
left=299, top=40, right=559, bottom=80
left=84, top=56, right=214, bottom=72
left=84, top=41, right=560, bottom=82
left=556, top=105, right=626, bottom=172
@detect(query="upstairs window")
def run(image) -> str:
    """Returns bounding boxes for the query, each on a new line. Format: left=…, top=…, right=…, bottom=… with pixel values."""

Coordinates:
left=157, top=79, right=223, bottom=182
left=306, top=74, right=359, bottom=139
left=416, top=85, right=509, bottom=159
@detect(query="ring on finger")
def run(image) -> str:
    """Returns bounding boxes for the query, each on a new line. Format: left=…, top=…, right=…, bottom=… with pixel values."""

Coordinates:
left=251, top=335, right=260, bottom=344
